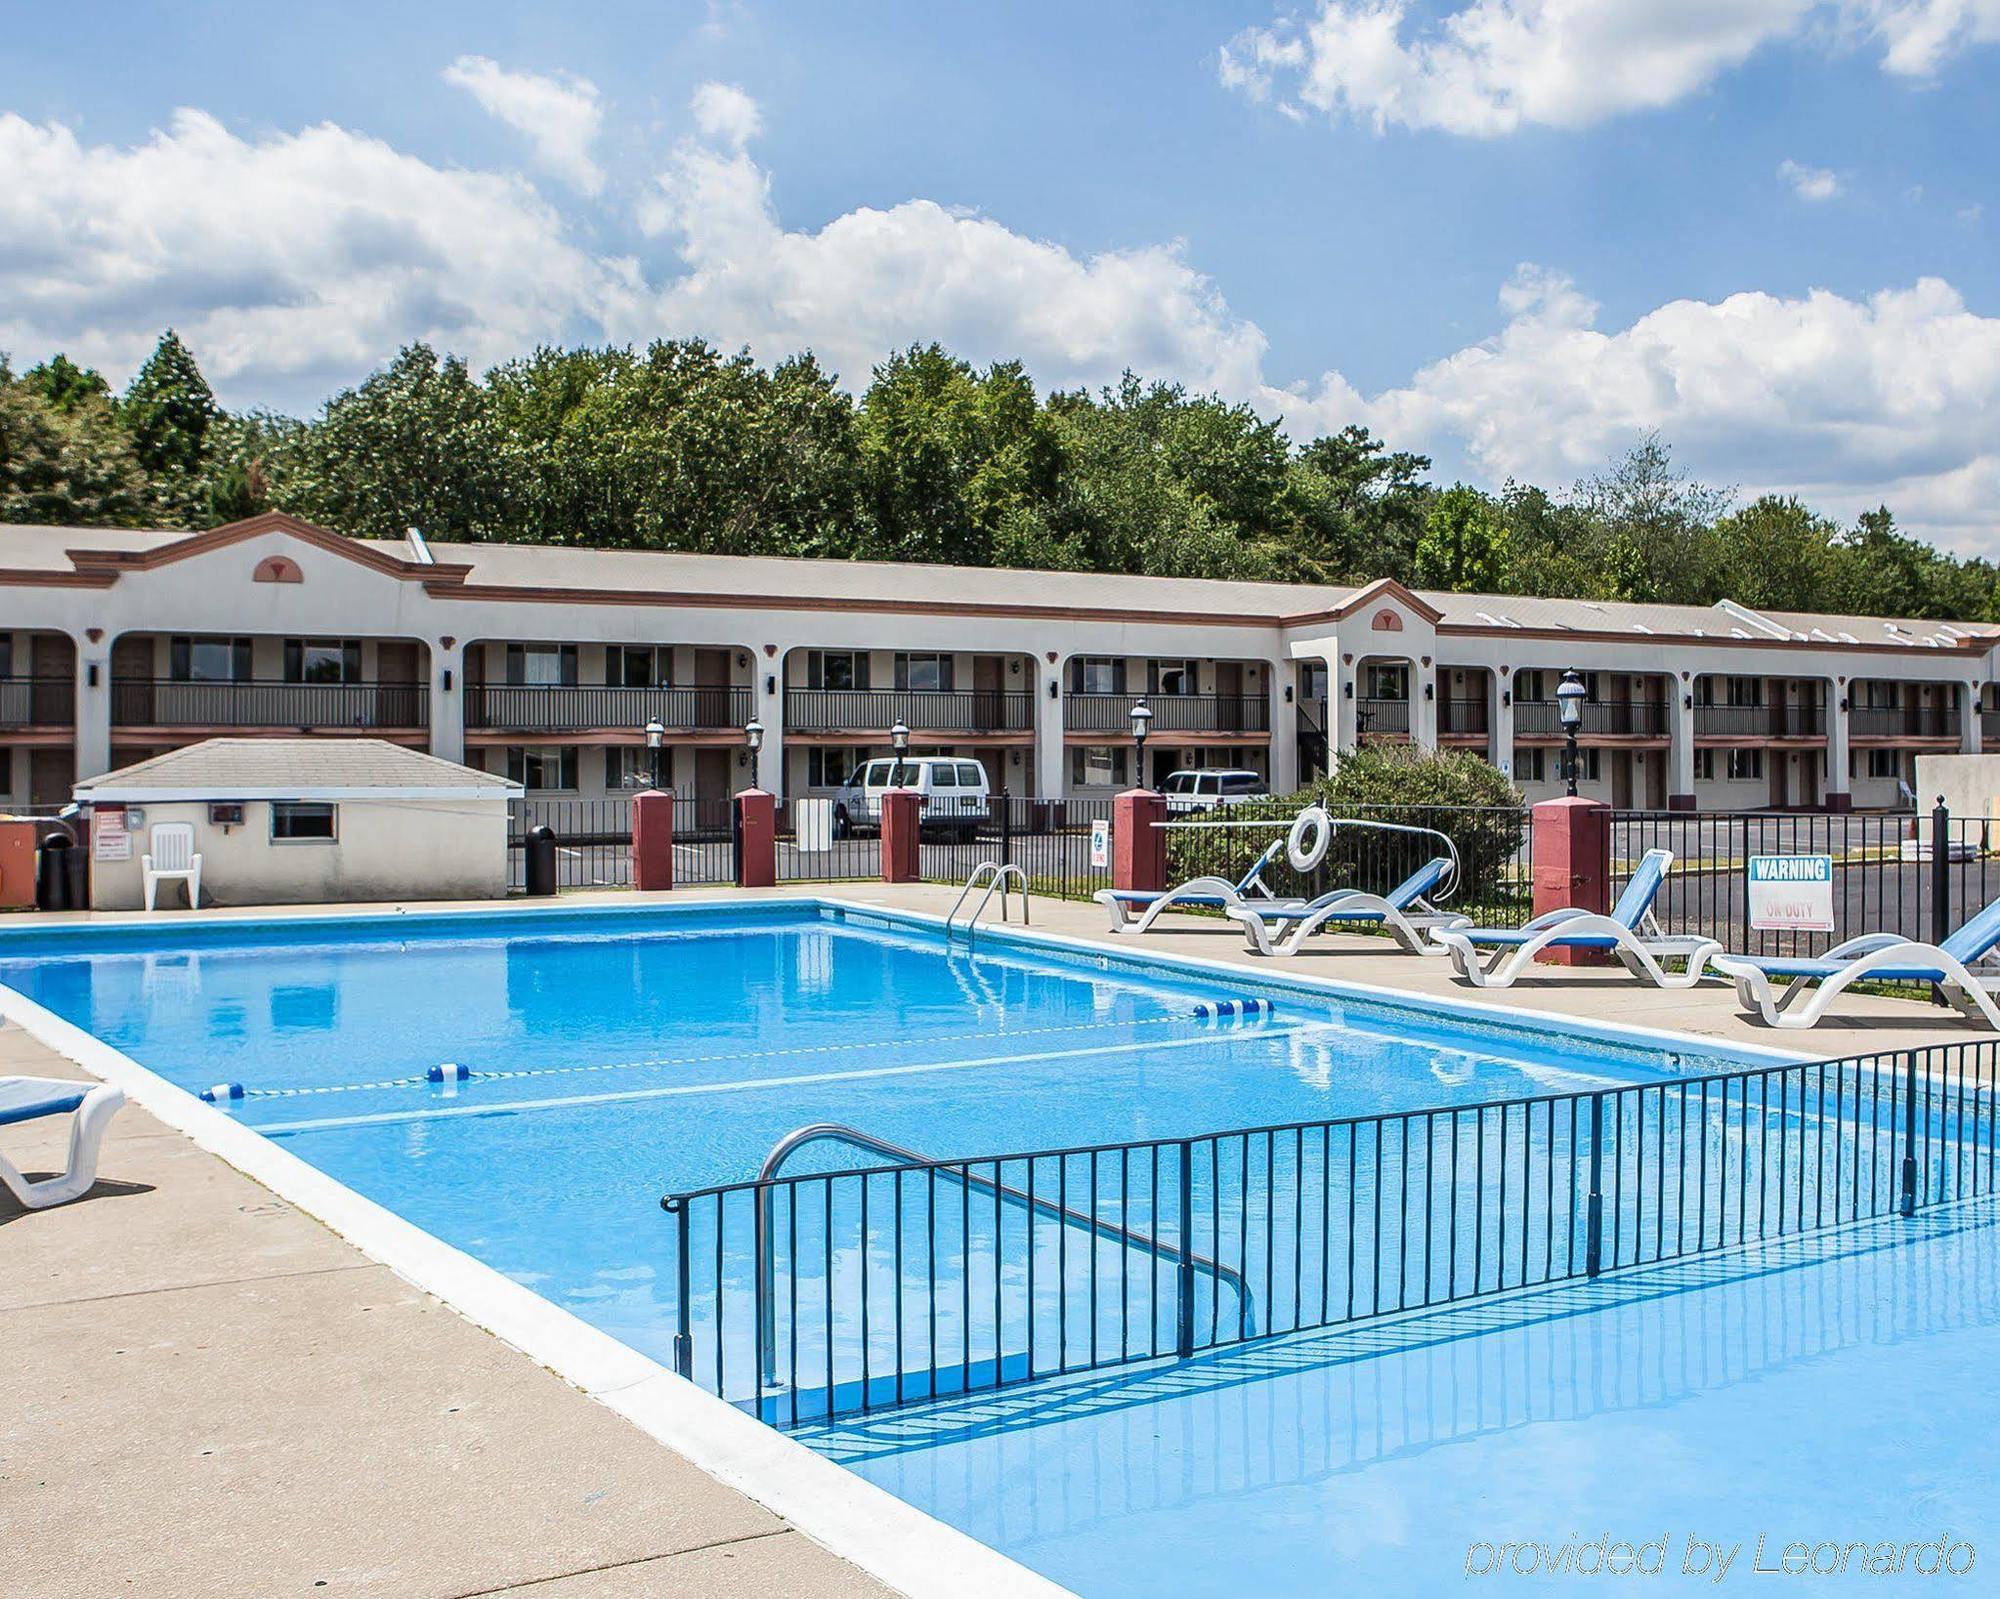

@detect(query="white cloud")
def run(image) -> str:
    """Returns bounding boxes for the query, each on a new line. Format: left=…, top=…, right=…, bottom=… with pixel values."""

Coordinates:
left=0, top=108, right=639, bottom=406
left=442, top=55, right=605, bottom=194
left=1222, top=0, right=2000, bottom=135
left=689, top=81, right=762, bottom=148
left=1779, top=157, right=1842, bottom=199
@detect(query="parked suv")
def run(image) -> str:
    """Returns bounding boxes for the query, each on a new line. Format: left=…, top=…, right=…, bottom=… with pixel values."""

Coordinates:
left=1161, top=768, right=1270, bottom=814
left=832, top=757, right=991, bottom=839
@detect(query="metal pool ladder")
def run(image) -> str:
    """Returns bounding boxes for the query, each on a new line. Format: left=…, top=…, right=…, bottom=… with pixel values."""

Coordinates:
left=753, top=1121, right=1255, bottom=1387
left=945, top=861, right=1028, bottom=943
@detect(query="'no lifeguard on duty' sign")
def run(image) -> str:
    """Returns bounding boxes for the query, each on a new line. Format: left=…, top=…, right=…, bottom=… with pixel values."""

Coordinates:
left=1747, top=854, right=1835, bottom=933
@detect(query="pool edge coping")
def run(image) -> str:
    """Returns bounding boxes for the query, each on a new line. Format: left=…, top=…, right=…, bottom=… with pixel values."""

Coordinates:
left=0, top=981, right=1074, bottom=1599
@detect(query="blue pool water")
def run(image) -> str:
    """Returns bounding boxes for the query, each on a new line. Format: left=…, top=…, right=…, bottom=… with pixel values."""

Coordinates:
left=21, top=899, right=1953, bottom=1596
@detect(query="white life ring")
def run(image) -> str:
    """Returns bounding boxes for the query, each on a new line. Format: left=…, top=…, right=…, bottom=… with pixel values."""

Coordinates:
left=1287, top=806, right=1332, bottom=872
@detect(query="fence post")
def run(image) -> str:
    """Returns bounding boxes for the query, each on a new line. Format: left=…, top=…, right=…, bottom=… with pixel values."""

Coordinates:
left=1585, top=1092, right=1605, bottom=1276
left=1114, top=787, right=1169, bottom=895
left=1901, top=1050, right=1920, bottom=1217
left=664, top=1195, right=694, bottom=1378
left=1932, top=798, right=1952, bottom=1003
left=1175, top=1139, right=1196, bottom=1358
left=999, top=787, right=1012, bottom=871
left=1531, top=796, right=1613, bottom=965
left=631, top=789, right=675, bottom=892
left=879, top=789, right=923, bottom=883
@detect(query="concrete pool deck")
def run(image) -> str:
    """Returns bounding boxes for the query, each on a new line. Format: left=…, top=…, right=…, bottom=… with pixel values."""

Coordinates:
left=2, top=882, right=1991, bottom=1596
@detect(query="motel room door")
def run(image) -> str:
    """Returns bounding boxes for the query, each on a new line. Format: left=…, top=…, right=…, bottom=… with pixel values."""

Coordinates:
left=972, top=654, right=1005, bottom=731
left=693, top=648, right=733, bottom=730
left=692, top=748, right=731, bottom=808
left=1610, top=750, right=1634, bottom=809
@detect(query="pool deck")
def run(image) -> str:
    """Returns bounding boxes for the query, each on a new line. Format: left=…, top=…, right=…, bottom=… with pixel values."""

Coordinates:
left=3, top=882, right=1991, bottom=1597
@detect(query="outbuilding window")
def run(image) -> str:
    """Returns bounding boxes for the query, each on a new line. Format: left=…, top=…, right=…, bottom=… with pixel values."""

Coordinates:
left=271, top=801, right=338, bottom=842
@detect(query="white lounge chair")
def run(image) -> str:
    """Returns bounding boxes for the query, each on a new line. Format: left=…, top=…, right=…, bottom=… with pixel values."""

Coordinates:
left=143, top=821, right=202, bottom=910
left=1430, top=848, right=1720, bottom=989
left=1713, top=896, right=2000, bottom=1030
left=1095, top=840, right=1284, bottom=933
left=0, top=1077, right=126, bottom=1209
left=1226, top=856, right=1465, bottom=956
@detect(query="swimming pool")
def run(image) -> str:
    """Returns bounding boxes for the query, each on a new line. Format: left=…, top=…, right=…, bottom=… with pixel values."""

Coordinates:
left=8, top=898, right=1987, bottom=1598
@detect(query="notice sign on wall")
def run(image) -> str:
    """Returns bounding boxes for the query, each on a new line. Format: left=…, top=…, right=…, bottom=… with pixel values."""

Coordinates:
left=92, top=805, right=132, bottom=862
left=1089, top=818, right=1111, bottom=869
left=1747, top=854, right=1834, bottom=932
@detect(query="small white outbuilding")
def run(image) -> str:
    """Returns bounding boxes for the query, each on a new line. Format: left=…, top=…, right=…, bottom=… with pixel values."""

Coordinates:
left=75, top=738, right=521, bottom=910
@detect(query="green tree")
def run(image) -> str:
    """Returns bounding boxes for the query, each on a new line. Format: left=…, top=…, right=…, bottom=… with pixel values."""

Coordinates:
left=1576, top=434, right=1731, bottom=604
left=21, top=353, right=111, bottom=413
left=121, top=330, right=216, bottom=480
left=1284, top=425, right=1433, bottom=583
left=0, top=360, right=153, bottom=525
left=1413, top=484, right=1510, bottom=591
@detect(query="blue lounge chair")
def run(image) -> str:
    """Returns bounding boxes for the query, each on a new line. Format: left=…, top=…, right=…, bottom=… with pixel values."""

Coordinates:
left=1430, top=848, right=1719, bottom=989
left=1713, top=895, right=2000, bottom=1030
left=0, top=1076, right=126, bottom=1210
left=1226, top=856, right=1463, bottom=956
left=1095, top=839, right=1285, bottom=933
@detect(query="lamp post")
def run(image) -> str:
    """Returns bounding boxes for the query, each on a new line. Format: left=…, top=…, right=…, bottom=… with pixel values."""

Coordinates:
left=744, top=716, right=764, bottom=772
left=1557, top=668, right=1586, bottom=798
left=889, top=719, right=910, bottom=790
left=1129, top=696, right=1153, bottom=787
left=644, top=717, right=666, bottom=792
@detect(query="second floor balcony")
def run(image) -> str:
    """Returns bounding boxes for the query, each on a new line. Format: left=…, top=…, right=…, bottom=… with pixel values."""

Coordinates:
left=789, top=687, right=1034, bottom=736
left=1356, top=697, right=1410, bottom=736
left=1067, top=692, right=1270, bottom=736
left=1849, top=703, right=1956, bottom=740
left=467, top=683, right=752, bottom=735
left=1689, top=703, right=1826, bottom=739
left=1516, top=700, right=1673, bottom=738
left=111, top=678, right=429, bottom=732
left=1437, top=697, right=1489, bottom=737
left=0, top=677, right=75, bottom=729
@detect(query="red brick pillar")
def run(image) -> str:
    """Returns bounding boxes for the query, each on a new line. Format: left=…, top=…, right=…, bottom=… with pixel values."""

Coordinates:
left=880, top=789, right=923, bottom=883
left=630, top=789, right=675, bottom=892
left=1532, top=796, right=1612, bottom=965
left=1113, top=788, right=1169, bottom=894
left=735, top=788, right=776, bottom=889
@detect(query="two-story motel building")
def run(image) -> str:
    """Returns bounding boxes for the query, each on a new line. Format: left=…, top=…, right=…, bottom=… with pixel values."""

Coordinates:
left=4, top=512, right=1997, bottom=814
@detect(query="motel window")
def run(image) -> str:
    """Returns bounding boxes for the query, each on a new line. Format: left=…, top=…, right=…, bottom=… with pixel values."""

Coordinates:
left=284, top=639, right=361, bottom=684
left=1696, top=749, right=1763, bottom=781
left=606, top=646, right=672, bottom=688
left=507, top=746, right=579, bottom=791
left=1867, top=749, right=1902, bottom=780
left=169, top=636, right=251, bottom=682
left=808, top=748, right=866, bottom=787
left=1365, top=663, right=1407, bottom=700
left=806, top=650, right=868, bottom=691
left=1149, top=659, right=1199, bottom=696
left=1699, top=676, right=1764, bottom=708
left=1070, top=657, right=1124, bottom=696
left=505, top=644, right=578, bottom=687
left=895, top=653, right=954, bottom=692
left=0, top=637, right=13, bottom=678
left=270, top=801, right=338, bottom=842
left=1072, top=746, right=1129, bottom=788
left=1517, top=748, right=1545, bottom=782
left=606, top=747, right=659, bottom=789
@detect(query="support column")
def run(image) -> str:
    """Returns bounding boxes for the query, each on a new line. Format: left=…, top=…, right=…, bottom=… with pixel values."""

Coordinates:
left=1668, top=681, right=1697, bottom=810
left=1487, top=672, right=1513, bottom=779
left=1532, top=796, right=1612, bottom=965
left=1266, top=660, right=1298, bottom=795
left=1036, top=658, right=1067, bottom=801
left=429, top=637, right=465, bottom=765
left=1825, top=678, right=1852, bottom=812
left=1412, top=660, right=1438, bottom=750
left=1960, top=680, right=1981, bottom=754
left=1112, top=787, right=1168, bottom=894
left=879, top=789, right=923, bottom=883
left=753, top=659, right=785, bottom=797
left=72, top=632, right=111, bottom=782
left=631, top=788, right=675, bottom=891
left=1330, top=656, right=1358, bottom=759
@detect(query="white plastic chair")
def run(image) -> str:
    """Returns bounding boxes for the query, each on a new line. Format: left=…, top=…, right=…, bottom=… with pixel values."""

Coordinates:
left=142, top=822, right=202, bottom=911
left=0, top=1077, right=126, bottom=1209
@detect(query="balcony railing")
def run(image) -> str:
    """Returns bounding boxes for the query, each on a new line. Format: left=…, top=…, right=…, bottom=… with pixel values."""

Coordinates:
left=1849, top=704, right=1956, bottom=740
left=1356, top=697, right=1409, bottom=735
left=1066, top=693, right=1270, bottom=736
left=787, top=688, right=1033, bottom=736
left=111, top=679, right=429, bottom=729
left=0, top=676, right=75, bottom=728
left=1516, top=700, right=1673, bottom=738
left=1436, top=697, right=1489, bottom=737
left=1688, top=703, right=1826, bottom=739
left=466, top=683, right=750, bottom=735
left=1983, top=708, right=2000, bottom=743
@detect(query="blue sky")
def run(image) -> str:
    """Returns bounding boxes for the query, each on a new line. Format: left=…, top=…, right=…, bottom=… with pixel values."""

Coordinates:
left=7, top=1, right=2000, bottom=548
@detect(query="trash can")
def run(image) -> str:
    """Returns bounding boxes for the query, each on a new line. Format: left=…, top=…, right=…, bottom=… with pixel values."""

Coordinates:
left=36, top=832, right=76, bottom=911
left=523, top=824, right=558, bottom=898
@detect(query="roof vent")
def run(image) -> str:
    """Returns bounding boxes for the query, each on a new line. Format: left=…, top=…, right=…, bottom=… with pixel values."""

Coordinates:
left=406, top=526, right=435, bottom=565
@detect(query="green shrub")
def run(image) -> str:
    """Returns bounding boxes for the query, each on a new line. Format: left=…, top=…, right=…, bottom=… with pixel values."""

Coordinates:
left=1163, top=745, right=1528, bottom=913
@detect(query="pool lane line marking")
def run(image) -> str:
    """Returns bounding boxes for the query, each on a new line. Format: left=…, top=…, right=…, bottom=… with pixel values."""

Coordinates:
left=234, top=1006, right=1265, bottom=1099
left=249, top=1022, right=1331, bottom=1136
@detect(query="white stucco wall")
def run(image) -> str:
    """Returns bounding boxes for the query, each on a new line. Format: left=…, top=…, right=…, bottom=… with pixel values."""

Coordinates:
left=87, top=796, right=510, bottom=909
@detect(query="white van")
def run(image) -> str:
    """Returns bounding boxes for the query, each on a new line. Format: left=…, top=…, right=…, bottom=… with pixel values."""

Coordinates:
left=1161, top=768, right=1270, bottom=814
left=832, top=757, right=991, bottom=839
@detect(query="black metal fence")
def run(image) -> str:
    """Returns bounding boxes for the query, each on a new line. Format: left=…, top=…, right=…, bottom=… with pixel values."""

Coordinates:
left=507, top=795, right=736, bottom=890
left=917, top=793, right=1117, bottom=900
left=659, top=1041, right=1998, bottom=1428
left=1612, top=806, right=2000, bottom=959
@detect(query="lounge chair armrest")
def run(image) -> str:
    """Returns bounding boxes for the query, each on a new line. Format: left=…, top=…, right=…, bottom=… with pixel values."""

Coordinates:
left=1823, top=931, right=1911, bottom=959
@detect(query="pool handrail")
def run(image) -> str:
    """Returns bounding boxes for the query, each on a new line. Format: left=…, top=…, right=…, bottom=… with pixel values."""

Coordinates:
left=751, top=1119, right=1255, bottom=1387
left=945, top=861, right=1030, bottom=944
